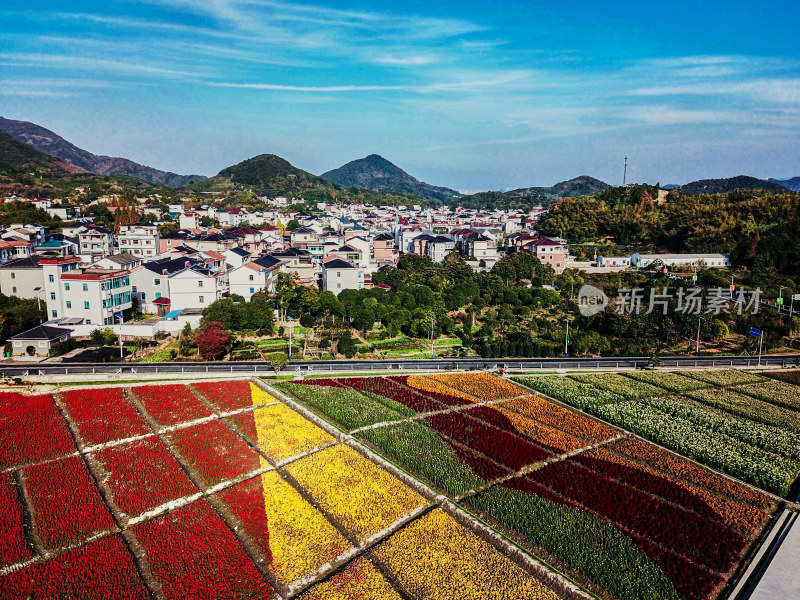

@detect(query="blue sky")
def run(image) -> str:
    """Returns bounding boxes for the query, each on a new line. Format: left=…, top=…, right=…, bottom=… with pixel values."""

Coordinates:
left=2, top=1, right=799, bottom=191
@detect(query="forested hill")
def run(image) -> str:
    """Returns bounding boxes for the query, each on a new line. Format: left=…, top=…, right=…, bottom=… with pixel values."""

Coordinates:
left=680, top=175, right=788, bottom=195
left=456, top=176, right=610, bottom=210
left=536, top=188, right=800, bottom=276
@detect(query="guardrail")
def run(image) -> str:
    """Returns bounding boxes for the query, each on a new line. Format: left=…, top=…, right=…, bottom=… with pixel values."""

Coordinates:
left=0, top=354, right=796, bottom=378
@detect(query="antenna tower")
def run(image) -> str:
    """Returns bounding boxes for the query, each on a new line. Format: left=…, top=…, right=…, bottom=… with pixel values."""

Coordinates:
left=623, top=155, right=629, bottom=186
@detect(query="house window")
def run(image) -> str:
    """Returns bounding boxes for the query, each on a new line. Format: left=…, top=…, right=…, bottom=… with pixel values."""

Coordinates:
left=132, top=286, right=137, bottom=292
left=155, top=292, right=161, bottom=299
left=250, top=287, right=255, bottom=294
left=154, top=279, right=161, bottom=285
left=50, top=292, right=56, bottom=300
left=249, top=274, right=254, bottom=281
left=49, top=274, right=54, bottom=282
left=66, top=301, right=72, bottom=308
left=198, top=281, right=203, bottom=288
left=84, top=301, right=90, bottom=309
left=52, top=310, right=57, bottom=318
left=10, top=273, right=14, bottom=279
left=64, top=283, right=70, bottom=290
left=83, top=283, right=88, bottom=292
left=199, top=296, right=205, bottom=304
left=337, top=283, right=341, bottom=289
left=12, top=287, right=16, bottom=294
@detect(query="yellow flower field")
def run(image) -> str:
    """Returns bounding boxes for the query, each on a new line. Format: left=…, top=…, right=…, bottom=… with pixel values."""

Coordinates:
left=285, top=445, right=427, bottom=541
left=250, top=382, right=274, bottom=406
left=257, top=471, right=351, bottom=586
left=373, top=509, right=563, bottom=600
left=296, top=556, right=402, bottom=600
left=240, top=403, right=335, bottom=462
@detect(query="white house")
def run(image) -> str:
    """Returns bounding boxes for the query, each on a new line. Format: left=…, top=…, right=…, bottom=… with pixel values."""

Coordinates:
left=118, top=223, right=160, bottom=258
left=0, top=256, right=44, bottom=299
left=321, top=256, right=363, bottom=292
left=229, top=255, right=284, bottom=300
left=41, top=257, right=132, bottom=326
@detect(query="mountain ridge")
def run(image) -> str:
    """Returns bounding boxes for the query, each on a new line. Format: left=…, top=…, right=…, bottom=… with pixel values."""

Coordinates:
left=0, top=117, right=206, bottom=188
left=320, top=154, right=461, bottom=202
left=680, top=175, right=789, bottom=195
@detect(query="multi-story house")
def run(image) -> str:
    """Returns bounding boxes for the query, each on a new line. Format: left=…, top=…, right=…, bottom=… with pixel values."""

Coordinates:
left=519, top=236, right=568, bottom=273
left=41, top=256, right=132, bottom=325
left=228, top=255, right=284, bottom=300
left=427, top=236, right=456, bottom=263
left=179, top=212, right=201, bottom=229
left=130, top=256, right=229, bottom=314
left=76, top=225, right=113, bottom=263
left=372, top=233, right=397, bottom=264
left=118, top=223, right=160, bottom=258
left=267, top=248, right=315, bottom=286
left=0, top=240, right=33, bottom=263
left=289, top=226, right=318, bottom=249
left=321, top=256, right=364, bottom=292
left=0, top=257, right=44, bottom=299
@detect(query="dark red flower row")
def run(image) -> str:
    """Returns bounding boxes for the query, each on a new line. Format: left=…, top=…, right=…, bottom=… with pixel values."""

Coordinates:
left=167, top=420, right=262, bottom=488
left=60, top=387, right=149, bottom=446
left=526, top=458, right=744, bottom=573
left=25, top=455, right=115, bottom=551
left=0, top=392, right=74, bottom=469
left=500, top=476, right=721, bottom=600
left=94, top=437, right=197, bottom=518
left=133, top=498, right=273, bottom=599
left=332, top=376, right=445, bottom=413
left=425, top=411, right=551, bottom=471
left=191, top=380, right=255, bottom=412
left=130, top=384, right=212, bottom=427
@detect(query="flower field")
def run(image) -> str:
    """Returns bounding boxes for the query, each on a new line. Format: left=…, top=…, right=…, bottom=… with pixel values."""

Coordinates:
left=513, top=371, right=800, bottom=498
left=282, top=372, right=781, bottom=600
left=570, top=373, right=667, bottom=399
left=0, top=372, right=789, bottom=600
left=763, top=369, right=800, bottom=385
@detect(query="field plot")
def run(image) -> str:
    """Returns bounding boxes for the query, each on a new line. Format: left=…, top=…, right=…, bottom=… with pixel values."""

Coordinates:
left=280, top=373, right=781, bottom=600
left=0, top=391, right=75, bottom=469
left=514, top=372, right=800, bottom=497
left=2, top=378, right=571, bottom=600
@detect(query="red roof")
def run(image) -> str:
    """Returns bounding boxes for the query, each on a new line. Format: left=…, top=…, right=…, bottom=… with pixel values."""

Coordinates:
left=152, top=297, right=171, bottom=305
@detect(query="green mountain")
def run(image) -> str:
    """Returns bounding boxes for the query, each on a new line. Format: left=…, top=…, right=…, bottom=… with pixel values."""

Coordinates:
left=768, top=177, right=800, bottom=192
left=681, top=175, right=787, bottom=195
left=192, top=153, right=426, bottom=206
left=457, top=176, right=610, bottom=209
left=0, top=117, right=206, bottom=188
left=320, top=154, right=460, bottom=202
left=0, top=130, right=72, bottom=182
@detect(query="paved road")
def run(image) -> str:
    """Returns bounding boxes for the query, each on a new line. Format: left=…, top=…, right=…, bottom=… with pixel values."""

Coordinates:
left=1, top=354, right=797, bottom=377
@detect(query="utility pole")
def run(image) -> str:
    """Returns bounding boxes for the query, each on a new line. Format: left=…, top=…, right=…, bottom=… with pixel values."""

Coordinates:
left=757, top=330, right=764, bottom=366
left=287, top=316, right=293, bottom=361
left=430, top=317, right=436, bottom=359
left=695, top=317, right=701, bottom=357
left=564, top=318, right=571, bottom=358
left=117, top=313, right=124, bottom=364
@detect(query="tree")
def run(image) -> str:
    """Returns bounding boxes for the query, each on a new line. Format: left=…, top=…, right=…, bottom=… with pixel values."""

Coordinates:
left=240, top=290, right=275, bottom=332
left=195, top=322, right=230, bottom=360
left=337, top=331, right=357, bottom=358
left=285, top=220, right=302, bottom=231
left=202, top=298, right=241, bottom=330
left=267, top=351, right=288, bottom=374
